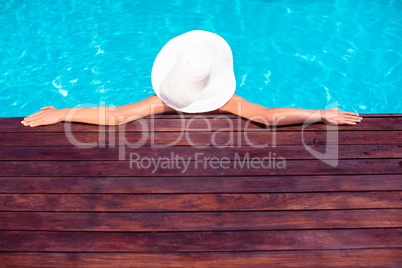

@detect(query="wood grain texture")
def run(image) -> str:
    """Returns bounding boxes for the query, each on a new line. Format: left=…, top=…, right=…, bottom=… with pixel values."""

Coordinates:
left=1, top=192, right=401, bottom=212
left=1, top=229, right=401, bottom=252
left=1, top=175, right=401, bottom=193
left=1, top=144, right=400, bottom=160
left=1, top=115, right=400, bottom=267
left=1, top=130, right=401, bottom=146
left=0, top=250, right=401, bottom=268
left=1, top=159, right=400, bottom=176
left=1, top=209, right=400, bottom=231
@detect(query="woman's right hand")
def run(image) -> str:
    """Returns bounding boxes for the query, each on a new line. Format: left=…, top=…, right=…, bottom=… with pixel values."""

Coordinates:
left=21, top=106, right=64, bottom=127
left=321, top=108, right=363, bottom=125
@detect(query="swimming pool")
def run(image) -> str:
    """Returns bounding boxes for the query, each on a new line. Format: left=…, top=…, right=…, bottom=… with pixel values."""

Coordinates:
left=1, top=0, right=401, bottom=117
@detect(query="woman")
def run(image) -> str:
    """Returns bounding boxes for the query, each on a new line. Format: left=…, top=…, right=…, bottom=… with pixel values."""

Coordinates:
left=21, top=30, right=362, bottom=127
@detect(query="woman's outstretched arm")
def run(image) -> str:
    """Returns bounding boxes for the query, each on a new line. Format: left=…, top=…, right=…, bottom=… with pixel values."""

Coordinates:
left=21, top=95, right=174, bottom=127
left=219, top=94, right=363, bottom=126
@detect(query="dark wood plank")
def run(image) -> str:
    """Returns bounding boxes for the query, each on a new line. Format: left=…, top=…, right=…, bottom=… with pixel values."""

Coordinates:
left=1, top=159, right=400, bottom=176
left=358, top=114, right=402, bottom=118
left=1, top=144, right=400, bottom=160
left=1, top=192, right=400, bottom=212
left=1, top=175, right=401, bottom=193
left=1, top=209, right=400, bottom=231
left=1, top=116, right=401, bottom=132
left=1, top=250, right=401, bottom=268
left=1, top=112, right=400, bottom=268
left=1, top=229, right=401, bottom=252
left=1, top=130, right=400, bottom=147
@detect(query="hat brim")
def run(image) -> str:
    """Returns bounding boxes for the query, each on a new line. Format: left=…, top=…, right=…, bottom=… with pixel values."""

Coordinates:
left=151, top=30, right=236, bottom=113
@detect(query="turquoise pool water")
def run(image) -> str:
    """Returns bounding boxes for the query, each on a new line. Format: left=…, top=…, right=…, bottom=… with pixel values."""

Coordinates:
left=1, top=0, right=401, bottom=117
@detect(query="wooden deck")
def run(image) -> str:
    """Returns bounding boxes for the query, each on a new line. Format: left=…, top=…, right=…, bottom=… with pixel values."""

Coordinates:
left=0, top=113, right=401, bottom=267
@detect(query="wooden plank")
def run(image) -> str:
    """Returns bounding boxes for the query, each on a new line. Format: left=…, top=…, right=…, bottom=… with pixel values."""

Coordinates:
left=1, top=250, right=401, bottom=267
left=1, top=192, right=400, bottom=212
left=1, top=175, right=401, bottom=194
left=0, top=229, right=401, bottom=252
left=0, top=159, right=400, bottom=176
left=1, top=130, right=400, bottom=147
left=1, top=116, right=401, bottom=132
left=359, top=114, right=402, bottom=118
left=1, top=209, right=400, bottom=231
left=1, top=144, right=400, bottom=160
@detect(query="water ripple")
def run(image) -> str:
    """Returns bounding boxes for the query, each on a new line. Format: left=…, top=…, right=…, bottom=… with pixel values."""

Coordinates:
left=1, top=0, right=401, bottom=116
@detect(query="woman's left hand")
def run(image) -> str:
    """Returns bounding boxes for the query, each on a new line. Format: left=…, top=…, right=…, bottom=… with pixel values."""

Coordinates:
left=21, top=106, right=64, bottom=127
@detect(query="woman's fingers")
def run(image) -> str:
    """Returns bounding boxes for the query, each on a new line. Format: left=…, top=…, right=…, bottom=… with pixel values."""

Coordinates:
left=23, top=118, right=45, bottom=127
left=22, top=107, right=57, bottom=126
left=323, top=109, right=363, bottom=125
left=21, top=112, right=46, bottom=127
left=345, top=115, right=363, bottom=121
left=22, top=106, right=61, bottom=127
left=344, top=115, right=363, bottom=125
left=22, top=113, right=42, bottom=124
left=21, top=117, right=38, bottom=127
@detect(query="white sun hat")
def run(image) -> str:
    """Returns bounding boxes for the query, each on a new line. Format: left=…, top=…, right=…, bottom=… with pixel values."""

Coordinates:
left=151, top=30, right=236, bottom=113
